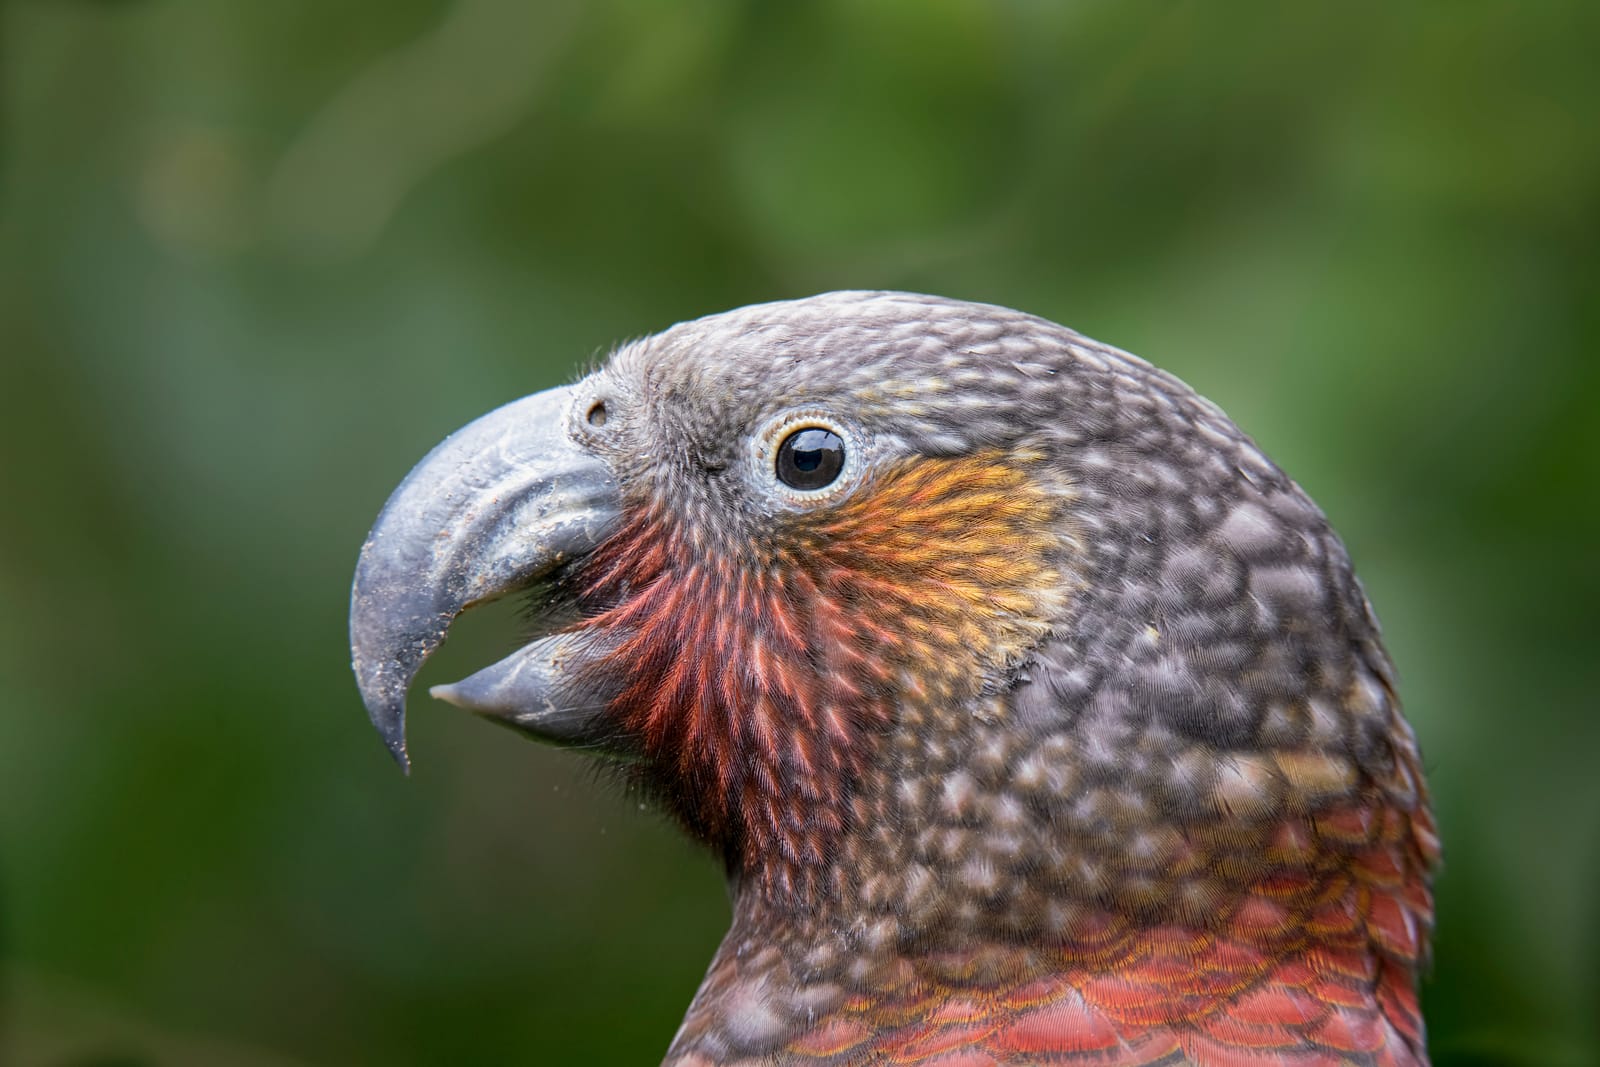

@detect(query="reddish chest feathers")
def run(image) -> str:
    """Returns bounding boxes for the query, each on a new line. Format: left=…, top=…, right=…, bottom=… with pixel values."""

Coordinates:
left=575, top=454, right=1067, bottom=890
left=671, top=792, right=1438, bottom=1066
left=804, top=840, right=1433, bottom=1065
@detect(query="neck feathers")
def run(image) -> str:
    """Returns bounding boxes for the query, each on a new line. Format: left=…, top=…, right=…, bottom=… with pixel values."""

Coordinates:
left=576, top=454, right=1069, bottom=903
left=668, top=783, right=1436, bottom=1065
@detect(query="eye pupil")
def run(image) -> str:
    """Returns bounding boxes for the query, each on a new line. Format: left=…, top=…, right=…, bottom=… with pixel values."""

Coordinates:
left=776, top=427, right=845, bottom=490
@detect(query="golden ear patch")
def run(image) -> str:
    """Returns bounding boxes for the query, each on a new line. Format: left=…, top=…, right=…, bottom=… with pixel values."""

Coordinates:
left=778, top=452, right=1074, bottom=697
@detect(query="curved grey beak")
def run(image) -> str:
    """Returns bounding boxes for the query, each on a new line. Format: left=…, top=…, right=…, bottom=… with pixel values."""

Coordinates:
left=349, top=386, right=621, bottom=771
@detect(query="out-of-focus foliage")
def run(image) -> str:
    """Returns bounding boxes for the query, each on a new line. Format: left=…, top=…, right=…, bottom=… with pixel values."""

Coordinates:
left=1, top=2, right=1595, bottom=1064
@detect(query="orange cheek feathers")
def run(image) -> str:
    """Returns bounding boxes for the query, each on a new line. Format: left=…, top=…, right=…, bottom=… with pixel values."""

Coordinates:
left=573, top=454, right=1071, bottom=881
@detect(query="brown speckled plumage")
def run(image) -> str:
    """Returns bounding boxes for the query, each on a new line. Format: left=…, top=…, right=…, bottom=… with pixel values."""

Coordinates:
left=353, top=292, right=1437, bottom=1065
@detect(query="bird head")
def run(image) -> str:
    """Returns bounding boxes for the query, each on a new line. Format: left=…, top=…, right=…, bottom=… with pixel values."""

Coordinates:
left=350, top=292, right=1435, bottom=1060
left=353, top=294, right=1079, bottom=892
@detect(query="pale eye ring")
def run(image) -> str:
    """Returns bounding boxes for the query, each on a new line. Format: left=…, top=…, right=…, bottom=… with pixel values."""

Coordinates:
left=775, top=427, right=845, bottom=490
left=752, top=410, right=865, bottom=509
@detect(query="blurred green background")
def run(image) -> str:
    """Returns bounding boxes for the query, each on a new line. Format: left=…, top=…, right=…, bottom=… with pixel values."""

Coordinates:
left=2, top=1, right=1596, bottom=1064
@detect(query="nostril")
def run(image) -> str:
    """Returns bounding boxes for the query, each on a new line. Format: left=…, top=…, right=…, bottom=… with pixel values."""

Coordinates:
left=586, top=401, right=608, bottom=427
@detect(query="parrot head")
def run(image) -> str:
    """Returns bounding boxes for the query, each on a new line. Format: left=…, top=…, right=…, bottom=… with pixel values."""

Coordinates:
left=351, top=292, right=1437, bottom=1065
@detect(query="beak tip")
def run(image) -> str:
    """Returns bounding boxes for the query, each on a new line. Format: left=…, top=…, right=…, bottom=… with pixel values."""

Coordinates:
left=427, top=666, right=528, bottom=723
left=427, top=678, right=516, bottom=724
left=361, top=685, right=414, bottom=775
left=384, top=736, right=413, bottom=775
left=428, top=682, right=467, bottom=709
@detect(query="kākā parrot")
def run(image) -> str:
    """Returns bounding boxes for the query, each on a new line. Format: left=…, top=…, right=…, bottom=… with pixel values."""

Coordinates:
left=350, top=292, right=1437, bottom=1066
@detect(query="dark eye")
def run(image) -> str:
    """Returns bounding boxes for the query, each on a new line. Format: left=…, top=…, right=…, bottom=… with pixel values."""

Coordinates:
left=776, top=427, right=845, bottom=490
